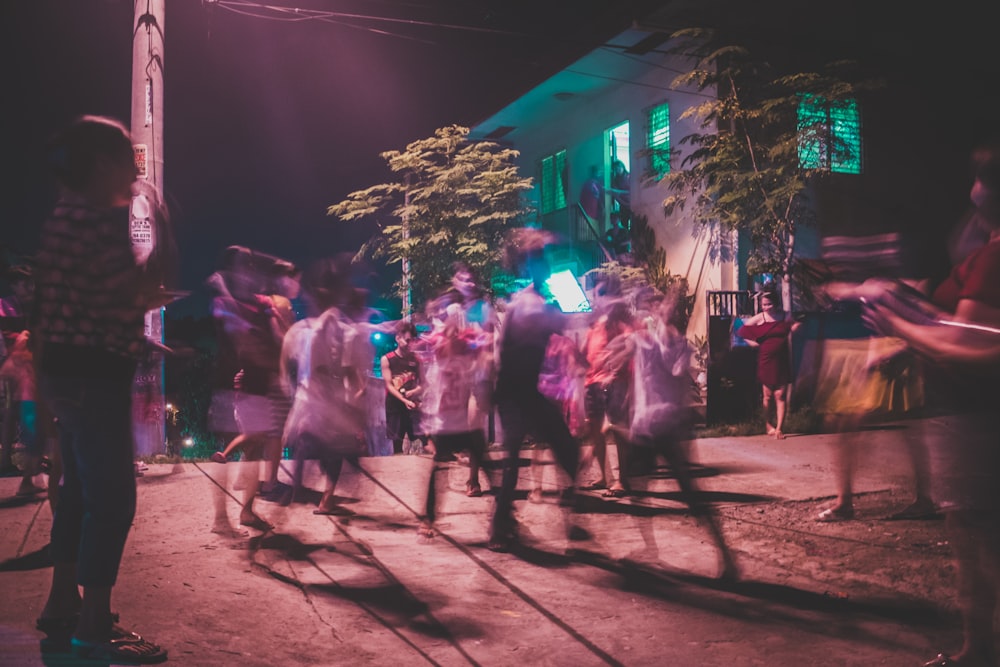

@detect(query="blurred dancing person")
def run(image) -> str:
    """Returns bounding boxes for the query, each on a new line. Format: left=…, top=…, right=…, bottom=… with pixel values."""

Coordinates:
left=488, top=229, right=583, bottom=552
left=418, top=303, right=491, bottom=537
left=625, top=287, right=738, bottom=579
left=578, top=299, right=634, bottom=497
left=206, top=247, right=286, bottom=530
left=283, top=257, right=369, bottom=516
left=862, top=142, right=1000, bottom=667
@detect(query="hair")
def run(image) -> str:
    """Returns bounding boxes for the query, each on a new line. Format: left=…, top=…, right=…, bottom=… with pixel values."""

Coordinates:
left=46, top=115, right=133, bottom=191
left=301, top=255, right=350, bottom=311
left=759, top=289, right=781, bottom=309
left=395, top=320, right=417, bottom=338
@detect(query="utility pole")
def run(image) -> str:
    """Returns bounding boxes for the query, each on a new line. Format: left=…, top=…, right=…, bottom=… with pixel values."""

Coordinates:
left=130, top=0, right=166, bottom=457
left=402, top=172, right=412, bottom=320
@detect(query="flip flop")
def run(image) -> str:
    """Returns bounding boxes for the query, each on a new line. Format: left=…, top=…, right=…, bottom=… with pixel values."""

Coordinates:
left=816, top=506, right=854, bottom=522
left=579, top=481, right=607, bottom=492
left=71, top=627, right=167, bottom=664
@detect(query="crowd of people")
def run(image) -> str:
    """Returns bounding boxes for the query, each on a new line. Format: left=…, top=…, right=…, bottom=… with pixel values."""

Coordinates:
left=2, top=111, right=999, bottom=665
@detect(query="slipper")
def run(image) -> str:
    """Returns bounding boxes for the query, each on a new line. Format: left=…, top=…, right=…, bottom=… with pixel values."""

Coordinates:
left=210, top=452, right=227, bottom=464
left=579, top=481, right=607, bottom=492
left=816, top=506, right=854, bottom=522
left=71, top=628, right=167, bottom=664
left=602, top=488, right=629, bottom=499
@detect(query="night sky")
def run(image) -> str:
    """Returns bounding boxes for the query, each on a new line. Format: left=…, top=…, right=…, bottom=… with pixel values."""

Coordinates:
left=2, top=0, right=998, bottom=319
left=0, top=0, right=664, bottom=317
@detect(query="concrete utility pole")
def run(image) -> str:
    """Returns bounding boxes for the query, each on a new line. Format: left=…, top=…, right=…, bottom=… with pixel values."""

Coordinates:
left=130, top=0, right=166, bottom=457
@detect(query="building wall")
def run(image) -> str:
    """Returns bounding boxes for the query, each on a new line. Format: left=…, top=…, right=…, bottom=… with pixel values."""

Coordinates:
left=501, top=50, right=737, bottom=338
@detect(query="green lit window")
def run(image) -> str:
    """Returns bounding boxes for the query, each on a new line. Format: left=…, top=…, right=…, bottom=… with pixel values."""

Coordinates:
left=647, top=103, right=670, bottom=178
left=539, top=149, right=567, bottom=214
left=797, top=94, right=862, bottom=174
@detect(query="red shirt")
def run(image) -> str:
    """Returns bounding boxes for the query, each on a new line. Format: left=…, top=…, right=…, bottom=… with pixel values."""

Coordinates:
left=932, top=239, right=1000, bottom=312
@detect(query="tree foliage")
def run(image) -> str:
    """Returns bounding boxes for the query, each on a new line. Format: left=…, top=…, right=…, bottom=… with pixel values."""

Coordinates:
left=660, top=28, right=880, bottom=302
left=328, top=125, right=532, bottom=314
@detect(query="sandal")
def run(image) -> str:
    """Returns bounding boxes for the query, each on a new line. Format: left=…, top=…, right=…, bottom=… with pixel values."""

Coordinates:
left=579, top=481, right=607, bottom=492
left=72, top=627, right=167, bottom=664
left=466, top=483, right=483, bottom=498
left=602, top=487, right=629, bottom=499
left=417, top=522, right=436, bottom=538
left=816, top=506, right=855, bottom=522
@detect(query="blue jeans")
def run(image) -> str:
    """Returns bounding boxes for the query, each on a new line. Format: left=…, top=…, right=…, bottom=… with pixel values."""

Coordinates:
left=40, top=369, right=136, bottom=587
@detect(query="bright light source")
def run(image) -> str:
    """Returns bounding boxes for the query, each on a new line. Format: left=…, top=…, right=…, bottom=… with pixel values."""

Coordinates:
left=545, top=270, right=591, bottom=313
left=183, top=438, right=194, bottom=447
left=165, top=403, right=173, bottom=410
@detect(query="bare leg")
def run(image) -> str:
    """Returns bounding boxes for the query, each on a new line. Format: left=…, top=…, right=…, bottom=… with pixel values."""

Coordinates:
left=817, top=415, right=858, bottom=521
left=220, top=433, right=247, bottom=459
left=604, top=429, right=630, bottom=496
left=262, top=436, right=282, bottom=491
left=762, top=386, right=776, bottom=435
left=772, top=385, right=788, bottom=439
left=578, top=418, right=607, bottom=488
left=237, top=435, right=267, bottom=527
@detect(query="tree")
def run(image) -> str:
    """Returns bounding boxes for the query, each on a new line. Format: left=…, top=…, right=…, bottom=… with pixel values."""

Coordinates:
left=328, top=125, right=533, bottom=315
left=659, top=28, right=879, bottom=307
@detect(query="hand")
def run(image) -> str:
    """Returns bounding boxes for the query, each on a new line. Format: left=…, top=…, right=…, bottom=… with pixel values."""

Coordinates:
left=861, top=301, right=898, bottom=337
left=234, top=369, right=245, bottom=391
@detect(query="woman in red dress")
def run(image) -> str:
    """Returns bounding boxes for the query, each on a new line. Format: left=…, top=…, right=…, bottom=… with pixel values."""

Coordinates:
left=735, top=290, right=801, bottom=439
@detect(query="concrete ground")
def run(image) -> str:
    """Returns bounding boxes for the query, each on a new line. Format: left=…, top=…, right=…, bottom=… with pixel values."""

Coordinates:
left=0, top=421, right=974, bottom=666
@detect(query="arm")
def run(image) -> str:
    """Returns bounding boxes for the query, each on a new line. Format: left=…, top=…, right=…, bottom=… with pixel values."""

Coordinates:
left=863, top=299, right=1000, bottom=366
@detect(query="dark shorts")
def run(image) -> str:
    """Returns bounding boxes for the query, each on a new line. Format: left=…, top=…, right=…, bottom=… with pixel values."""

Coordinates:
left=584, top=380, right=629, bottom=428
left=385, top=400, right=423, bottom=441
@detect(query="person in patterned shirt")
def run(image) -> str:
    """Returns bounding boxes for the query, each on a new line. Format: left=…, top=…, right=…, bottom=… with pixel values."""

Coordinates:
left=32, top=116, right=168, bottom=663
